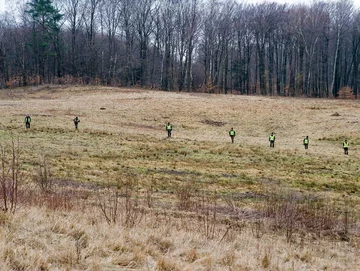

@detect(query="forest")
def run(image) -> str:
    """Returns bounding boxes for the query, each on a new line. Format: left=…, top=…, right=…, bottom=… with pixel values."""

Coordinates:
left=0, top=0, right=360, bottom=97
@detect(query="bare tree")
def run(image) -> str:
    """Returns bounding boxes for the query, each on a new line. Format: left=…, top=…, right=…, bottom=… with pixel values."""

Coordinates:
left=62, top=0, right=86, bottom=76
left=0, top=139, right=23, bottom=213
left=330, top=0, right=353, bottom=97
left=351, top=10, right=360, bottom=98
left=0, top=41, right=5, bottom=88
left=83, top=0, right=102, bottom=79
left=119, top=0, right=135, bottom=86
left=102, top=0, right=122, bottom=84
left=160, top=0, right=177, bottom=90
left=249, top=3, right=282, bottom=95
left=184, top=0, right=201, bottom=92
left=0, top=0, right=360, bottom=96
left=134, top=0, right=158, bottom=87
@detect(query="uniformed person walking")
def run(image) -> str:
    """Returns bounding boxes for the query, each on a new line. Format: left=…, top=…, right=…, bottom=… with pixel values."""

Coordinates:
left=303, top=136, right=309, bottom=149
left=73, top=116, right=80, bottom=129
left=229, top=128, right=236, bottom=143
left=24, top=115, right=31, bottom=129
left=269, top=132, right=275, bottom=148
left=166, top=122, right=173, bottom=138
left=343, top=139, right=349, bottom=155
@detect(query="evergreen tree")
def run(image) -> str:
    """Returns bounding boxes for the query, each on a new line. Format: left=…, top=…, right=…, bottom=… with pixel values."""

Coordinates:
left=26, top=0, right=63, bottom=81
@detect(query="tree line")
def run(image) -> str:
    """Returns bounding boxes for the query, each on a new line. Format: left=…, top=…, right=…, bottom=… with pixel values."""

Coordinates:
left=0, top=0, right=360, bottom=97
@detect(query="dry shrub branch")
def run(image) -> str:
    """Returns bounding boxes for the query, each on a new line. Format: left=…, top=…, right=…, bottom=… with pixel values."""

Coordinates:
left=262, top=190, right=353, bottom=242
left=97, top=175, right=145, bottom=227
left=33, top=155, right=53, bottom=193
left=0, top=138, right=24, bottom=213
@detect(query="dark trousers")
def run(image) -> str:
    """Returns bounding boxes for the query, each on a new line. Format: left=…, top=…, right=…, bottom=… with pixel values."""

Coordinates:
left=344, top=148, right=348, bottom=155
left=270, top=141, right=274, bottom=148
left=167, top=130, right=172, bottom=137
left=304, top=144, right=308, bottom=149
left=25, top=122, right=30, bottom=129
left=74, top=123, right=78, bottom=129
left=230, top=136, right=234, bottom=143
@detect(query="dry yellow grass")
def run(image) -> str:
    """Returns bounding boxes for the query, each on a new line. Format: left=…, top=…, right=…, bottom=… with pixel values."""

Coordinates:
left=1, top=85, right=359, bottom=192
left=0, top=85, right=359, bottom=270
left=0, top=206, right=360, bottom=270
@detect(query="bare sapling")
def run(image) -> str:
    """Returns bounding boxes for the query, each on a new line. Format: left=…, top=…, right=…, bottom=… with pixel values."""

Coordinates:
left=97, top=188, right=119, bottom=225
left=97, top=175, right=144, bottom=227
left=263, top=189, right=345, bottom=241
left=122, top=175, right=144, bottom=227
left=0, top=138, right=23, bottom=213
left=33, top=155, right=53, bottom=193
left=198, top=192, right=218, bottom=239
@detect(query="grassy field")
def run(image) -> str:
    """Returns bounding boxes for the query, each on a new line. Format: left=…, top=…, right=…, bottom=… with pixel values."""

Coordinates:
left=0, top=85, right=360, bottom=270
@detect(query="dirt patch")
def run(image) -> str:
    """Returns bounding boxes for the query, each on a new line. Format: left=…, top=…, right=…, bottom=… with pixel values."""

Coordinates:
left=0, top=104, right=16, bottom=107
left=148, top=168, right=201, bottom=176
left=201, top=119, right=226, bottom=127
left=223, top=191, right=265, bottom=200
left=52, top=178, right=100, bottom=190
left=125, top=122, right=158, bottom=130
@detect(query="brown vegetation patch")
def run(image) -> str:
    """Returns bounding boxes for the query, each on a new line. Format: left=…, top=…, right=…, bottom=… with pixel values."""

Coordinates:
left=118, top=88, right=148, bottom=93
left=223, top=191, right=266, bottom=201
left=338, top=86, right=354, bottom=99
left=126, top=122, right=158, bottom=130
left=52, top=178, right=100, bottom=190
left=201, top=119, right=226, bottom=126
left=0, top=103, right=16, bottom=107
left=148, top=168, right=201, bottom=176
left=306, top=106, right=326, bottom=110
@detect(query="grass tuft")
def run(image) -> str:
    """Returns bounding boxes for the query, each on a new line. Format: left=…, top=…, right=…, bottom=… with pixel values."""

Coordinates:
left=156, top=257, right=180, bottom=271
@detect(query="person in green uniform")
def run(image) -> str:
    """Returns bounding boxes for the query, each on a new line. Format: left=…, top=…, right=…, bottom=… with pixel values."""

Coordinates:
left=166, top=122, right=173, bottom=138
left=269, top=132, right=275, bottom=148
left=303, top=136, right=309, bottom=149
left=343, top=139, right=349, bottom=155
left=24, top=115, right=31, bottom=129
left=229, top=127, right=236, bottom=143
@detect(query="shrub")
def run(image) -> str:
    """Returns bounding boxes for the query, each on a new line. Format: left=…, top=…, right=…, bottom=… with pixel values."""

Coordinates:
left=0, top=138, right=24, bottom=213
left=156, top=257, right=180, bottom=271
left=97, top=175, right=144, bottom=227
left=33, top=155, right=53, bottom=193
left=262, top=190, right=345, bottom=241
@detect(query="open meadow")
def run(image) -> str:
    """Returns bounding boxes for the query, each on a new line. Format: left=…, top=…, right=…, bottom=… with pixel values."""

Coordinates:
left=0, top=85, right=360, bottom=270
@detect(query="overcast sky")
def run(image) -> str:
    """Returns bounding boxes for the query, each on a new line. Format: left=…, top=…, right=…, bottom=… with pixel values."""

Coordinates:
left=0, top=0, right=4, bottom=14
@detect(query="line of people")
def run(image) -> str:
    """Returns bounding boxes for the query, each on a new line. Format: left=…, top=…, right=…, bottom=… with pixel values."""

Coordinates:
left=167, top=122, right=350, bottom=155
left=23, top=117, right=351, bottom=155
left=267, top=133, right=310, bottom=150
left=267, top=133, right=349, bottom=155
left=24, top=115, right=80, bottom=130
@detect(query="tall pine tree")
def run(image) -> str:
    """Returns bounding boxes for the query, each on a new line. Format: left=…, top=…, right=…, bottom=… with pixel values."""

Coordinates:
left=26, top=0, right=63, bottom=82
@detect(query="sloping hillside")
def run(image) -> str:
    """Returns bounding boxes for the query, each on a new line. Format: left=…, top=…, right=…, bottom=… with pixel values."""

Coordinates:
left=0, top=85, right=359, bottom=270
